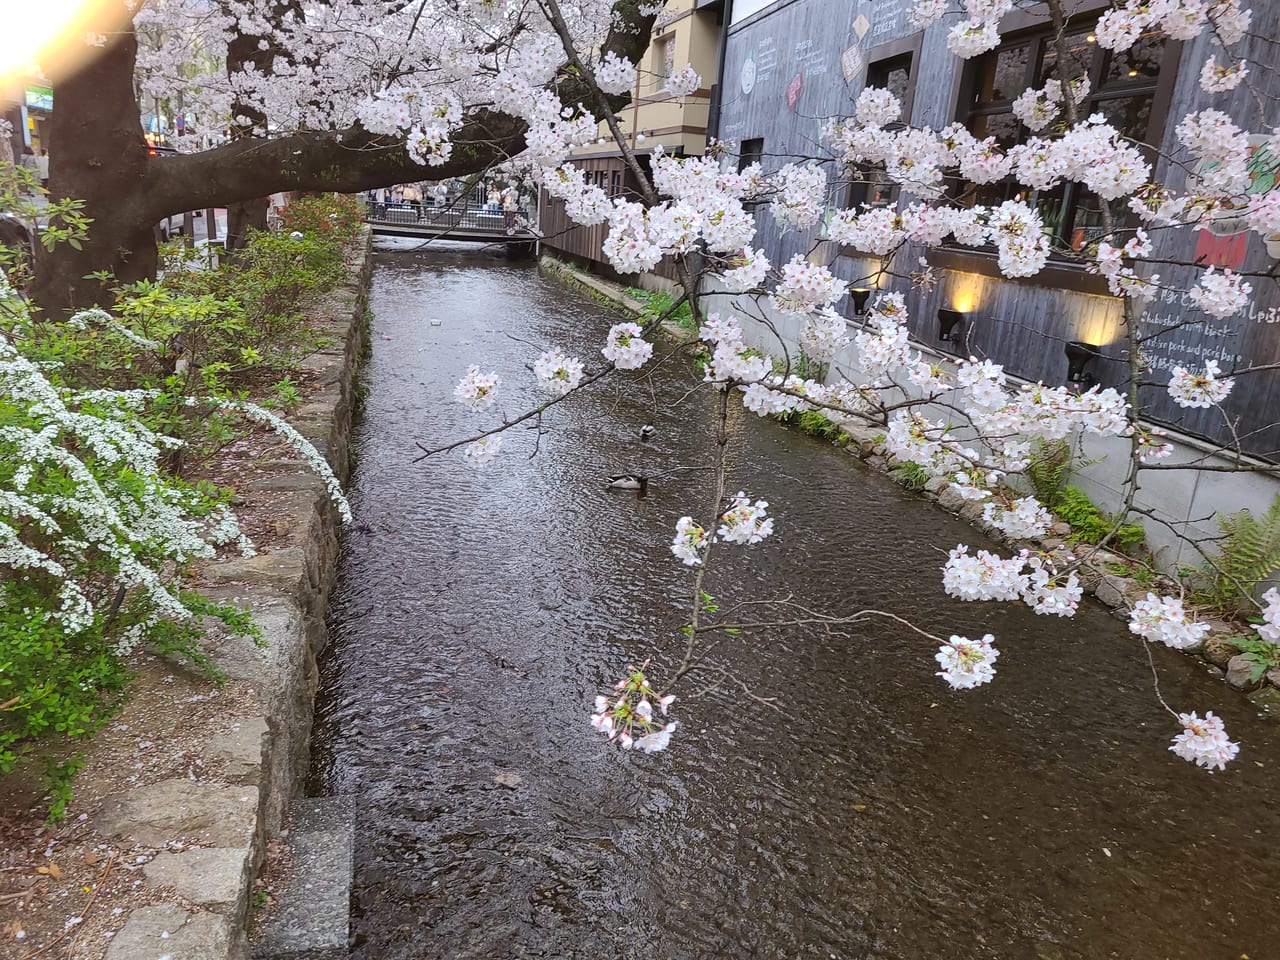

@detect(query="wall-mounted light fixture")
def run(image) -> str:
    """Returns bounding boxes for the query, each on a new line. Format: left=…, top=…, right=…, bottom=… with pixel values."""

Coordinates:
left=937, top=308, right=967, bottom=344
left=850, top=288, right=872, bottom=316
left=1064, top=340, right=1100, bottom=389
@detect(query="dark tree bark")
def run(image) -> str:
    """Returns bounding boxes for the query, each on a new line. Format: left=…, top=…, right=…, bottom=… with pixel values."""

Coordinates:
left=30, top=0, right=657, bottom=318
left=222, top=0, right=296, bottom=251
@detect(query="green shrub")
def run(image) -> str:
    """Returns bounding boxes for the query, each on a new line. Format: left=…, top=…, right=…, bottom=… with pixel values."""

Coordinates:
left=892, top=460, right=931, bottom=491
left=1052, top=485, right=1145, bottom=550
left=0, top=190, right=357, bottom=817
left=1224, top=636, right=1280, bottom=685
left=278, top=193, right=364, bottom=246
left=1024, top=438, right=1074, bottom=506
left=777, top=407, right=844, bottom=443
left=628, top=287, right=695, bottom=330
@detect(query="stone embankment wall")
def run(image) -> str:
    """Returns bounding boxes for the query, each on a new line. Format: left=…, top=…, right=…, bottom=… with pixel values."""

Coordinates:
left=92, top=233, right=372, bottom=960
left=540, top=254, right=1280, bottom=716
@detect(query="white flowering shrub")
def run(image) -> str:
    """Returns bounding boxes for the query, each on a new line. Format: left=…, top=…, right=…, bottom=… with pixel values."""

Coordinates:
left=0, top=333, right=260, bottom=800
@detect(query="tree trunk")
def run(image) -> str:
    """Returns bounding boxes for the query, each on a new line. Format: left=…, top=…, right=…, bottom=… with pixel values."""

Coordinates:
left=31, top=2, right=157, bottom=316
left=226, top=198, right=269, bottom=251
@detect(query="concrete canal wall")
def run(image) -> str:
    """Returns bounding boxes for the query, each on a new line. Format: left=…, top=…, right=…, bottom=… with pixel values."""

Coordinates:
left=90, top=232, right=372, bottom=960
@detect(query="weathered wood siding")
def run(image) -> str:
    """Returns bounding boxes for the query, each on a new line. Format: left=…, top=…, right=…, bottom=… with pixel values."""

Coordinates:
left=538, top=156, right=683, bottom=283
left=715, top=0, right=1280, bottom=458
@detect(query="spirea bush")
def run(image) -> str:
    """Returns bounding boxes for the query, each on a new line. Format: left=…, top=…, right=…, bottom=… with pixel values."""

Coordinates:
left=0, top=191, right=360, bottom=812
left=0, top=330, right=260, bottom=801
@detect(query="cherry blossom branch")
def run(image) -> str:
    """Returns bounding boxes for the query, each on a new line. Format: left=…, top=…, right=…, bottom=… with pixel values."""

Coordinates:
left=411, top=293, right=689, bottom=461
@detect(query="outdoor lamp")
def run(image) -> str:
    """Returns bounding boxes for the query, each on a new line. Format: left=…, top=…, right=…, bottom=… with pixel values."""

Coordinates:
left=937, top=308, right=967, bottom=344
left=851, top=288, right=872, bottom=315
left=1064, top=340, right=1100, bottom=386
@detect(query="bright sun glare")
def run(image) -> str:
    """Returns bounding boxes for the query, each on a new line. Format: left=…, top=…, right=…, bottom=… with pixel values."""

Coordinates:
left=0, top=0, right=108, bottom=85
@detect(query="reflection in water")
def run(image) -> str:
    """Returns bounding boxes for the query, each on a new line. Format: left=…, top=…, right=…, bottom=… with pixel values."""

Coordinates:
left=310, top=239, right=1280, bottom=960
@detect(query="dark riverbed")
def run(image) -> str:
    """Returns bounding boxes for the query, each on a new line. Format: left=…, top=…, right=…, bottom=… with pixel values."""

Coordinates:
left=308, top=238, right=1280, bottom=960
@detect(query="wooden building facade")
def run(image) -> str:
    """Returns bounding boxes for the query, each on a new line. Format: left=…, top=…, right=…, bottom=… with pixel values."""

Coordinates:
left=715, top=0, right=1280, bottom=458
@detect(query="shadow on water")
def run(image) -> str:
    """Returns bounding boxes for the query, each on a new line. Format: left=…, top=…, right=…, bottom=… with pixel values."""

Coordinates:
left=308, top=237, right=1280, bottom=960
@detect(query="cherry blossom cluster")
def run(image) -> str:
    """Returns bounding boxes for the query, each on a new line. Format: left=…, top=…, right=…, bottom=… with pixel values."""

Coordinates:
left=943, top=546, right=1081, bottom=618
left=665, top=65, right=702, bottom=97
left=717, top=493, right=774, bottom=545
left=1199, top=56, right=1248, bottom=93
left=706, top=337, right=772, bottom=385
left=1092, top=230, right=1159, bottom=302
left=945, top=1, right=1011, bottom=59
left=591, top=662, right=677, bottom=752
left=1135, top=427, right=1175, bottom=463
left=1257, top=588, right=1280, bottom=646
left=1188, top=268, right=1251, bottom=319
left=533, top=349, right=586, bottom=395
left=769, top=164, right=829, bottom=230
left=943, top=545, right=1030, bottom=603
left=1128, top=593, right=1211, bottom=649
left=770, top=256, right=845, bottom=316
left=741, top=374, right=827, bottom=417
left=1010, top=78, right=1088, bottom=133
left=1097, top=0, right=1250, bottom=53
left=799, top=308, right=853, bottom=362
left=670, top=516, right=709, bottom=566
left=462, top=436, right=502, bottom=468
left=982, top=496, right=1053, bottom=540
left=454, top=365, right=501, bottom=411
left=854, top=293, right=914, bottom=379
left=601, top=322, right=654, bottom=370
left=1167, top=360, right=1234, bottom=409
left=594, top=50, right=638, bottom=95
left=720, top=248, right=771, bottom=293
left=935, top=634, right=1000, bottom=689
left=1170, top=712, right=1239, bottom=771
left=1022, top=556, right=1083, bottom=617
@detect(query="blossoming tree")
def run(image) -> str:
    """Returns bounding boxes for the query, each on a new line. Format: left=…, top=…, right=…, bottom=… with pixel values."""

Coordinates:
left=14, top=0, right=1280, bottom=772
left=28, top=0, right=664, bottom=313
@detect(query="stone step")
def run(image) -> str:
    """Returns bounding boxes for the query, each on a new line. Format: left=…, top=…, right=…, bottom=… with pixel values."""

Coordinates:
left=253, top=796, right=355, bottom=960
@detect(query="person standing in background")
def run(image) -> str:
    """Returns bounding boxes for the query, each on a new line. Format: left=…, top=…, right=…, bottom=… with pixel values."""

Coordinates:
left=36, top=148, right=49, bottom=189
left=19, top=147, right=38, bottom=194
left=403, top=183, right=421, bottom=218
left=501, top=184, right=518, bottom=230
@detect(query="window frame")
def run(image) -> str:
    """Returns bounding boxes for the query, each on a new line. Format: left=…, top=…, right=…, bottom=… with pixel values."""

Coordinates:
left=845, top=34, right=924, bottom=211
left=738, top=137, right=764, bottom=173
left=941, top=9, right=1181, bottom=289
left=653, top=33, right=677, bottom=91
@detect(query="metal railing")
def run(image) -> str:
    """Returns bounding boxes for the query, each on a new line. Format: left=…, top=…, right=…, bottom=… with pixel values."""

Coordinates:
left=363, top=200, right=535, bottom=234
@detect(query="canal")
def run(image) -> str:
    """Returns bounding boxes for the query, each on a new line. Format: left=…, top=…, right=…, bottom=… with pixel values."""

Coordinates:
left=308, top=238, right=1280, bottom=959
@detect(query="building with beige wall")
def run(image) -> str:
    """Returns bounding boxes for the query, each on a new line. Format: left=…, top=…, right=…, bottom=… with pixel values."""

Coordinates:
left=539, top=0, right=728, bottom=283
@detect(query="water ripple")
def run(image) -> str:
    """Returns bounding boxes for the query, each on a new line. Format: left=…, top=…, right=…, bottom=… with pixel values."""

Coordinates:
left=309, top=240, right=1280, bottom=960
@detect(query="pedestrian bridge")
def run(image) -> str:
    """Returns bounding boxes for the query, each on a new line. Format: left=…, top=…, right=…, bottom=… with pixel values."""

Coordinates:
left=364, top=204, right=537, bottom=246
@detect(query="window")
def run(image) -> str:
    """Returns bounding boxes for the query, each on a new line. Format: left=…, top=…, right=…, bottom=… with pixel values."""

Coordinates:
left=611, top=170, right=622, bottom=197
left=957, top=21, right=1170, bottom=251
left=847, top=50, right=916, bottom=209
left=654, top=35, right=676, bottom=90
left=738, top=138, right=764, bottom=173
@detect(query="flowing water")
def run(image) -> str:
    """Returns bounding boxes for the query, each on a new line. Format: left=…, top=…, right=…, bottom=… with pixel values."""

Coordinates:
left=308, top=239, right=1280, bottom=960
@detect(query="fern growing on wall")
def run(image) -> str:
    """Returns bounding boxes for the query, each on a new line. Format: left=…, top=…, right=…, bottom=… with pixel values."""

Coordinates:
left=1201, top=494, right=1280, bottom=610
left=1023, top=439, right=1074, bottom=507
